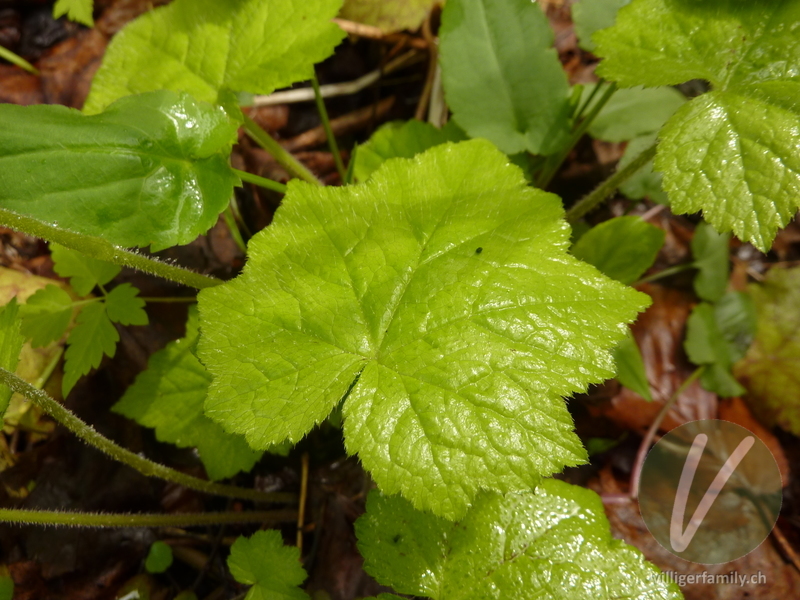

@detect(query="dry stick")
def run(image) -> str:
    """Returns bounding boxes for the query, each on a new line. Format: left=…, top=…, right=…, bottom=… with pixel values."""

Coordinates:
left=629, top=367, right=705, bottom=499
left=415, top=12, right=438, bottom=121
left=252, top=50, right=419, bottom=107
left=771, top=523, right=800, bottom=574
left=0, top=367, right=294, bottom=504
left=0, top=508, right=297, bottom=528
left=565, top=142, right=658, bottom=224
left=0, top=209, right=221, bottom=290
left=296, top=452, right=310, bottom=551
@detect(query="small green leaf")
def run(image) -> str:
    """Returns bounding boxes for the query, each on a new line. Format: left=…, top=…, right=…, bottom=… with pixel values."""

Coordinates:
left=53, top=0, right=94, bottom=26
left=0, top=90, right=240, bottom=251
left=105, top=284, right=148, bottom=326
left=614, top=329, right=652, bottom=401
left=583, top=85, right=685, bottom=143
left=439, top=0, right=572, bottom=155
left=63, top=302, right=118, bottom=396
left=228, top=530, right=309, bottom=600
left=19, top=285, right=74, bottom=348
left=572, top=0, right=630, bottom=51
left=595, top=0, right=800, bottom=251
left=571, top=216, right=664, bottom=285
left=684, top=295, right=753, bottom=398
left=50, top=244, right=121, bottom=297
left=0, top=299, right=24, bottom=416
left=354, top=120, right=466, bottom=182
left=356, top=480, right=682, bottom=600
left=734, top=268, right=800, bottom=432
left=199, top=139, right=650, bottom=519
left=618, top=134, right=668, bottom=204
left=145, top=541, right=174, bottom=574
left=691, top=222, right=730, bottom=303
left=113, top=307, right=260, bottom=480
left=339, top=0, right=437, bottom=33
left=85, top=0, right=345, bottom=113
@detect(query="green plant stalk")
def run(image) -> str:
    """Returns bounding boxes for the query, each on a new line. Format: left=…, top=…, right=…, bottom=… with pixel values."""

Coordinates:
left=0, top=45, right=39, bottom=75
left=0, top=209, right=221, bottom=290
left=0, top=508, right=297, bottom=528
left=538, top=82, right=618, bottom=189
left=633, top=263, right=695, bottom=286
left=0, top=367, right=293, bottom=504
left=233, top=168, right=288, bottom=194
left=311, top=74, right=347, bottom=182
left=223, top=206, right=248, bottom=254
left=242, top=116, right=322, bottom=186
left=565, top=142, right=658, bottom=224
left=573, top=77, right=606, bottom=123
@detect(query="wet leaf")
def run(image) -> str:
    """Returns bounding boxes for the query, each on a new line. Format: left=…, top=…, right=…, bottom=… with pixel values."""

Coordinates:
left=198, top=139, right=650, bottom=519
left=595, top=0, right=800, bottom=251
left=0, top=90, right=239, bottom=251
left=356, top=480, right=682, bottom=600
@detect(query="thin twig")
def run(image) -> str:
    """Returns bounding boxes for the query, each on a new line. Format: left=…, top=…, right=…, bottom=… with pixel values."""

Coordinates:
left=630, top=367, right=705, bottom=499
left=297, top=452, right=309, bottom=551
left=252, top=51, right=419, bottom=107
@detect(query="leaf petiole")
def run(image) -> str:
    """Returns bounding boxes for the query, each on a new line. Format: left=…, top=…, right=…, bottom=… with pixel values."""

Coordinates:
left=242, top=116, right=323, bottom=186
left=0, top=209, right=222, bottom=289
left=0, top=367, right=293, bottom=504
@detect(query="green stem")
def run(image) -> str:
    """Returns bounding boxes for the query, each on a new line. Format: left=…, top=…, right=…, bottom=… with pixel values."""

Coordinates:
left=311, top=74, right=347, bottom=182
left=573, top=78, right=606, bottom=123
left=633, top=263, right=695, bottom=286
left=0, top=508, right=297, bottom=528
left=233, top=169, right=288, bottom=195
left=0, top=367, right=293, bottom=504
left=565, top=142, right=658, bottom=224
left=0, top=209, right=221, bottom=290
left=0, top=45, right=39, bottom=75
left=538, top=82, right=618, bottom=189
left=223, top=206, right=248, bottom=254
left=242, top=116, right=322, bottom=186
left=32, top=347, right=63, bottom=390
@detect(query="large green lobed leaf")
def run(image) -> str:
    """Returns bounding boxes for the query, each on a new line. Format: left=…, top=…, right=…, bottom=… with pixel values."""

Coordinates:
left=198, top=140, right=649, bottom=519
left=0, top=90, right=239, bottom=251
left=85, top=0, right=345, bottom=113
left=356, top=480, right=682, bottom=600
left=439, top=0, right=572, bottom=156
left=594, top=0, right=800, bottom=251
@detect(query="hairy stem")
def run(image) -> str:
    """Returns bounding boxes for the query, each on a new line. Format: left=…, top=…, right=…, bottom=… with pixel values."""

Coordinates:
left=242, top=116, right=322, bottom=186
left=0, top=508, right=297, bottom=528
left=0, top=209, right=221, bottom=290
left=233, top=168, right=288, bottom=194
left=565, top=142, right=658, bottom=224
left=0, top=367, right=293, bottom=504
left=311, top=74, right=347, bottom=181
